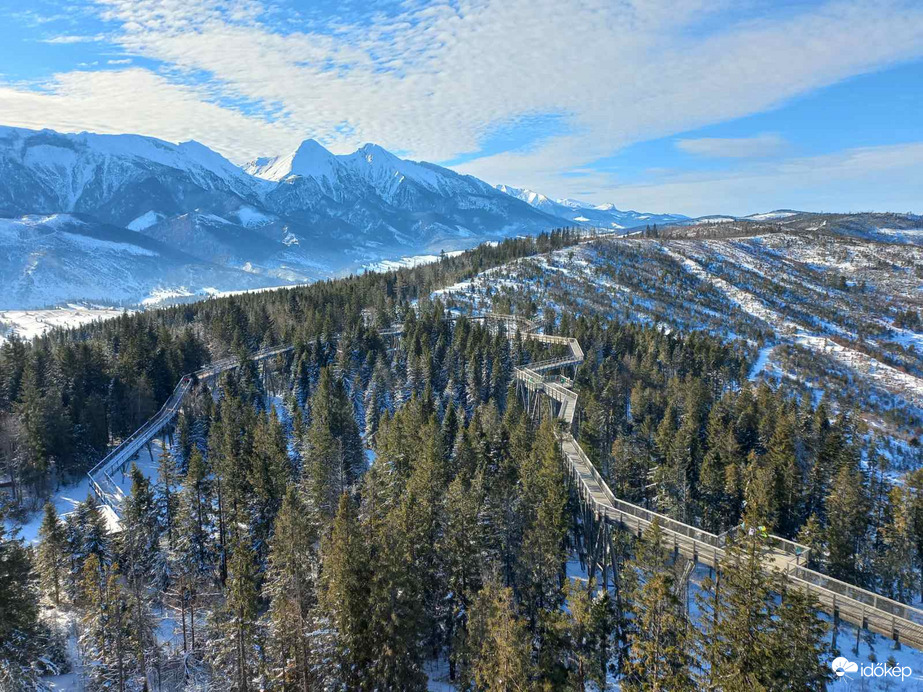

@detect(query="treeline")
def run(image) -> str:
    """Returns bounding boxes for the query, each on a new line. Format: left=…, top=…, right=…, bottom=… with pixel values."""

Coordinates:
left=9, top=305, right=839, bottom=690
left=0, top=228, right=582, bottom=505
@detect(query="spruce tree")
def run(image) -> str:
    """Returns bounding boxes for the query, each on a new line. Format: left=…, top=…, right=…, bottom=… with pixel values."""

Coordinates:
left=0, top=521, right=43, bottom=689
left=37, top=502, right=67, bottom=606
left=264, top=487, right=319, bottom=691
left=208, top=538, right=261, bottom=692
left=173, top=446, right=215, bottom=652
left=462, top=582, right=534, bottom=692
left=695, top=530, right=830, bottom=691
left=622, top=520, right=695, bottom=692
left=157, top=445, right=179, bottom=548
left=319, top=493, right=372, bottom=690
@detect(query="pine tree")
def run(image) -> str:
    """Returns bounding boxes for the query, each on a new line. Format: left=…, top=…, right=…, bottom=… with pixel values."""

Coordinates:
left=440, top=471, right=486, bottom=680
left=119, top=464, right=161, bottom=683
left=622, top=520, right=695, bottom=692
left=157, top=445, right=179, bottom=548
left=904, top=469, right=923, bottom=598
left=319, top=493, right=372, bottom=690
left=695, top=530, right=830, bottom=691
left=0, top=520, right=43, bottom=689
left=301, top=368, right=364, bottom=520
left=264, top=487, right=319, bottom=692
left=771, top=584, right=833, bottom=691
left=37, top=502, right=67, bottom=606
left=825, top=463, right=870, bottom=583
left=172, top=445, right=215, bottom=653
left=462, top=582, right=534, bottom=692
left=208, top=538, right=261, bottom=692
left=564, top=579, right=611, bottom=692
left=517, top=418, right=569, bottom=624
left=696, top=532, right=774, bottom=690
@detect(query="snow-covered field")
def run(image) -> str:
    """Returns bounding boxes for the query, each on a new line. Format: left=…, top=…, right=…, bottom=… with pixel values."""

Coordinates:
left=0, top=304, right=132, bottom=342
left=363, top=250, right=465, bottom=273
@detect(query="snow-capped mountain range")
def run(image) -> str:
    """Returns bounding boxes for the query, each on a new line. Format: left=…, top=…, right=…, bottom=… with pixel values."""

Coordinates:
left=0, top=125, right=682, bottom=310
left=494, top=184, right=687, bottom=228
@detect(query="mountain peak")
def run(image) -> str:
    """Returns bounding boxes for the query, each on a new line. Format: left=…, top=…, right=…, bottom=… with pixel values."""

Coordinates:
left=288, top=138, right=337, bottom=179
left=244, top=138, right=338, bottom=182
left=353, top=142, right=400, bottom=164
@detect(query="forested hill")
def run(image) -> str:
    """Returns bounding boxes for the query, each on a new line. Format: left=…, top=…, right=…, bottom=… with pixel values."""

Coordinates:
left=0, top=228, right=583, bottom=497
left=2, top=222, right=921, bottom=690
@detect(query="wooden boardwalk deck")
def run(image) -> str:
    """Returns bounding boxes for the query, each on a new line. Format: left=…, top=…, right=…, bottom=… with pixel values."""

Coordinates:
left=510, top=317, right=923, bottom=650
left=86, top=310, right=923, bottom=649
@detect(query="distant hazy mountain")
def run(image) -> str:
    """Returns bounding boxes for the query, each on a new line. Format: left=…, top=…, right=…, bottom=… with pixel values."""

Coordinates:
left=0, top=214, right=279, bottom=310
left=494, top=184, right=688, bottom=229
left=0, top=125, right=680, bottom=309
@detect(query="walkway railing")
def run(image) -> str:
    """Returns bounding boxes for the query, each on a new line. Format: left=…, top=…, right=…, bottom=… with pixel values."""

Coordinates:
left=508, top=313, right=923, bottom=650
left=87, top=345, right=294, bottom=521
left=84, top=310, right=923, bottom=649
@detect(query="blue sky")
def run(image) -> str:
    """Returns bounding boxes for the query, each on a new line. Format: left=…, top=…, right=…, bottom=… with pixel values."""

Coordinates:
left=0, top=0, right=921, bottom=216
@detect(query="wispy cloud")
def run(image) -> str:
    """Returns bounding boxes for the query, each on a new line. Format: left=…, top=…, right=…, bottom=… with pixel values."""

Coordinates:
left=676, top=133, right=786, bottom=158
left=39, top=33, right=106, bottom=44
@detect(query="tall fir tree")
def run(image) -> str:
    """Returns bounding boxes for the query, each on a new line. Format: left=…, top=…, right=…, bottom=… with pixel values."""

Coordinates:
left=622, top=520, right=695, bottom=692
left=462, top=582, right=534, bottom=692
left=37, top=502, right=67, bottom=606
left=263, top=487, right=320, bottom=692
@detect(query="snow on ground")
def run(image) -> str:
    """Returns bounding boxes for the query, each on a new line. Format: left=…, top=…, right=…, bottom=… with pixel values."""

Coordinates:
left=662, top=246, right=799, bottom=334
left=425, top=659, right=455, bottom=691
left=0, top=304, right=131, bottom=342
left=141, top=288, right=195, bottom=306
left=234, top=204, right=274, bottom=228
left=796, top=334, right=923, bottom=408
left=747, top=211, right=799, bottom=221
left=749, top=345, right=775, bottom=380
left=363, top=250, right=465, bottom=273
left=6, top=438, right=165, bottom=545
left=126, top=210, right=163, bottom=231
left=663, top=242, right=923, bottom=412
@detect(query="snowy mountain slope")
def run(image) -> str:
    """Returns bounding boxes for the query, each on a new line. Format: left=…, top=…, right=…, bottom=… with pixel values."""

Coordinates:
left=0, top=214, right=282, bottom=309
left=0, top=126, right=575, bottom=307
left=434, top=227, right=923, bottom=460
left=494, top=183, right=688, bottom=228
left=0, top=126, right=265, bottom=226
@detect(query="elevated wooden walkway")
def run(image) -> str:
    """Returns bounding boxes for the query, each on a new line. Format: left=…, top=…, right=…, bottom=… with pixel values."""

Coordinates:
left=86, top=310, right=923, bottom=649
left=507, top=316, right=923, bottom=650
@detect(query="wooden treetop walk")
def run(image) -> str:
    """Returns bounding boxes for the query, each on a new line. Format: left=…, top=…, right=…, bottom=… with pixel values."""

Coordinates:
left=87, top=311, right=923, bottom=649
left=506, top=314, right=923, bottom=651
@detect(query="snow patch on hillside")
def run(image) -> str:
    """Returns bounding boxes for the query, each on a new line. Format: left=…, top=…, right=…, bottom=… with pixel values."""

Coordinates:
left=0, top=305, right=130, bottom=342
left=364, top=250, right=464, bottom=273
left=127, top=210, right=163, bottom=231
left=235, top=205, right=274, bottom=227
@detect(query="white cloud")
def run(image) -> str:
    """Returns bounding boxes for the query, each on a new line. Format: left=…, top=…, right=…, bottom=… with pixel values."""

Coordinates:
left=0, top=69, right=299, bottom=161
left=106, top=58, right=132, bottom=65
left=1, top=0, right=922, bottom=211
left=606, top=142, right=923, bottom=217
left=676, top=133, right=786, bottom=158
left=39, top=33, right=106, bottom=44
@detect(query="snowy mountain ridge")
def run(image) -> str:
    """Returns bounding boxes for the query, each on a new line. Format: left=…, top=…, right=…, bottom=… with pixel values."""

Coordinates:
left=0, top=126, right=578, bottom=308
left=493, top=183, right=688, bottom=228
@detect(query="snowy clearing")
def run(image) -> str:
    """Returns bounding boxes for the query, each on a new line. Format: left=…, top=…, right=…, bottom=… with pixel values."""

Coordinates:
left=0, top=304, right=132, bottom=342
